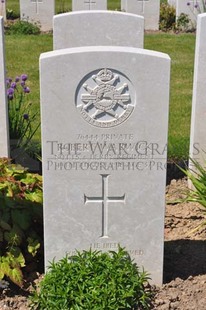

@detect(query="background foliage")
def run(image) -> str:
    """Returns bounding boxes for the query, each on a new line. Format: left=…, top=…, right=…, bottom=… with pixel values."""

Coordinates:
left=0, top=159, right=43, bottom=286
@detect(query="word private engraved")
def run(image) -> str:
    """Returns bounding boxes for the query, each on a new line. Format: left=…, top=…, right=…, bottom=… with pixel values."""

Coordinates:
left=76, top=68, right=135, bottom=128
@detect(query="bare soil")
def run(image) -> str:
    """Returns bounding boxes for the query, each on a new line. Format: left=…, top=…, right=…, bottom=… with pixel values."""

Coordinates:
left=0, top=178, right=206, bottom=309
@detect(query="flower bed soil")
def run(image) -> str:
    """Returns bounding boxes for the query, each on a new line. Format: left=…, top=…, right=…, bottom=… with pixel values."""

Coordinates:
left=0, top=178, right=206, bottom=309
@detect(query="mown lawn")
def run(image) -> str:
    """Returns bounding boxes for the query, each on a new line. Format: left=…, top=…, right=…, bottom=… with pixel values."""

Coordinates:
left=145, top=33, right=195, bottom=160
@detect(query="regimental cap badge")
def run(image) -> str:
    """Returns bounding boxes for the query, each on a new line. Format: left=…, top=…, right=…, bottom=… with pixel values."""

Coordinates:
left=76, top=68, right=135, bottom=128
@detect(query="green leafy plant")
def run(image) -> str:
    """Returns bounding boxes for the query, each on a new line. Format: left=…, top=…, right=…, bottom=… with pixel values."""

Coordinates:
left=30, top=246, right=151, bottom=310
left=6, top=8, right=20, bottom=20
left=176, top=13, right=191, bottom=32
left=0, top=158, right=43, bottom=287
left=6, top=20, right=40, bottom=35
left=183, top=158, right=206, bottom=208
left=172, top=158, right=206, bottom=232
left=159, top=3, right=176, bottom=32
left=7, top=74, right=40, bottom=152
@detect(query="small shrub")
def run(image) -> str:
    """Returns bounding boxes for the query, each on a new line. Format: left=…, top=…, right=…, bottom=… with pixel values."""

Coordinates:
left=181, top=159, right=206, bottom=207
left=6, top=20, right=40, bottom=35
left=159, top=3, right=176, bottom=32
left=6, top=9, right=20, bottom=20
left=175, top=158, right=206, bottom=232
left=0, top=158, right=43, bottom=287
left=176, top=13, right=191, bottom=32
left=30, top=247, right=151, bottom=310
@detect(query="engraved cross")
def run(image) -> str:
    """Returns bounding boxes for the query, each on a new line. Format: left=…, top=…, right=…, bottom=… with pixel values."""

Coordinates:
left=84, top=174, right=125, bottom=238
left=31, top=0, right=43, bottom=14
left=137, top=0, right=149, bottom=14
left=84, top=0, right=96, bottom=10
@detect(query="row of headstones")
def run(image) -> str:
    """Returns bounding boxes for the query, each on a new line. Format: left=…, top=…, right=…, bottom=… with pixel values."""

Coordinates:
left=2, top=0, right=161, bottom=31
left=1, top=1, right=202, bottom=32
left=1, top=11, right=206, bottom=285
left=168, top=0, right=204, bottom=26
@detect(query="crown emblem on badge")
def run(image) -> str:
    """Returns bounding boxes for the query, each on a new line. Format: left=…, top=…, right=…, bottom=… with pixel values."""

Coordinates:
left=97, top=68, right=113, bottom=82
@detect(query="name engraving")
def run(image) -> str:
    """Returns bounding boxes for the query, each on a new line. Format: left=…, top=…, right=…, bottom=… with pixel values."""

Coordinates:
left=46, top=138, right=167, bottom=172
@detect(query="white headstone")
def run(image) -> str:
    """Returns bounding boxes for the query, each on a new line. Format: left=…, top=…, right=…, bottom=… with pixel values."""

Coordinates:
left=0, top=16, right=9, bottom=157
left=189, top=14, right=206, bottom=171
left=168, top=0, right=176, bottom=6
left=53, top=11, right=144, bottom=50
left=0, top=0, right=6, bottom=20
left=40, top=46, right=170, bottom=285
left=176, top=0, right=203, bottom=26
left=20, top=0, right=55, bottom=32
left=121, top=0, right=160, bottom=30
left=72, top=0, right=107, bottom=11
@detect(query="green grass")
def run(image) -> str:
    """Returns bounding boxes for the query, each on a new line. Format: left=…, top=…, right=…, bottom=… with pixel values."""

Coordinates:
left=144, top=33, right=195, bottom=160
left=5, top=1, right=196, bottom=161
left=5, top=34, right=53, bottom=144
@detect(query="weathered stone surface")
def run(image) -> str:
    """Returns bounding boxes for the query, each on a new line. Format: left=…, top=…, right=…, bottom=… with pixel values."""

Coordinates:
left=72, top=0, right=107, bottom=11
left=53, top=11, right=144, bottom=49
left=121, top=0, right=160, bottom=30
left=189, top=14, right=206, bottom=172
left=20, top=0, right=54, bottom=32
left=176, top=0, right=204, bottom=27
left=40, top=46, right=170, bottom=285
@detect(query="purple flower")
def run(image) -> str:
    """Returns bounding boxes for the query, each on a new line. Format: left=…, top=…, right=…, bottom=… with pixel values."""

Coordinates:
left=7, top=88, right=14, bottom=95
left=15, top=76, right=20, bottom=82
left=7, top=88, right=14, bottom=100
left=11, top=82, right=17, bottom=89
left=21, top=81, right=25, bottom=87
left=8, top=77, right=12, bottom=83
left=187, top=2, right=190, bottom=5
left=194, top=4, right=199, bottom=8
left=23, top=114, right=29, bottom=120
left=23, top=86, right=30, bottom=93
left=21, top=74, right=28, bottom=81
left=6, top=79, right=11, bottom=86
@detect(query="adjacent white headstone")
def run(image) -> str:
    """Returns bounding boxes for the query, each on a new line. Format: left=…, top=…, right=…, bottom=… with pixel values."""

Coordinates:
left=40, top=46, right=170, bottom=285
left=20, top=0, right=54, bottom=32
left=168, top=0, right=176, bottom=6
left=176, top=0, right=203, bottom=27
left=0, top=16, right=9, bottom=157
left=0, top=0, right=6, bottom=20
left=189, top=14, right=206, bottom=171
left=53, top=11, right=144, bottom=50
left=72, top=0, right=107, bottom=11
left=121, top=0, right=160, bottom=30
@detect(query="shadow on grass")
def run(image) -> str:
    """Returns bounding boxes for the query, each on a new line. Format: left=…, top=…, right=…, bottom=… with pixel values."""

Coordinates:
left=163, top=239, right=206, bottom=283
